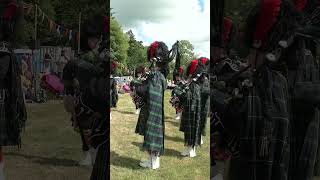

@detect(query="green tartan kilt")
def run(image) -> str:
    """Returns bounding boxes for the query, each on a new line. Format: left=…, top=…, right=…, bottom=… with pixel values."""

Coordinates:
left=180, top=83, right=201, bottom=146
left=135, top=71, right=166, bottom=155
left=0, top=89, right=21, bottom=146
left=135, top=105, right=148, bottom=136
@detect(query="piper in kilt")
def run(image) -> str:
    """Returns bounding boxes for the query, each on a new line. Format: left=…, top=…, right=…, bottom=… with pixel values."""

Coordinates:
left=63, top=14, right=109, bottom=179
left=110, top=60, right=118, bottom=109
left=134, top=41, right=169, bottom=170
left=285, top=0, right=320, bottom=179
left=198, top=57, right=210, bottom=145
left=0, top=1, right=26, bottom=179
left=110, top=60, right=118, bottom=121
left=179, top=59, right=205, bottom=157
left=226, top=0, right=294, bottom=179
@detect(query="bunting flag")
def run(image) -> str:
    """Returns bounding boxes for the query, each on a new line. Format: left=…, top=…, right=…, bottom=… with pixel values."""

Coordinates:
left=49, top=20, right=53, bottom=31
left=23, top=3, right=80, bottom=42
left=56, top=25, right=60, bottom=35
left=26, top=5, right=33, bottom=15
left=41, top=12, right=45, bottom=23
left=77, top=32, right=80, bottom=43
left=69, top=30, right=73, bottom=41
left=64, top=29, right=69, bottom=37
left=37, top=6, right=42, bottom=18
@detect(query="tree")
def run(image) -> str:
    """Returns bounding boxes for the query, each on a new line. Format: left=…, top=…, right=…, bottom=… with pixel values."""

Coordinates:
left=126, top=30, right=148, bottom=72
left=110, top=16, right=129, bottom=74
left=178, top=40, right=197, bottom=68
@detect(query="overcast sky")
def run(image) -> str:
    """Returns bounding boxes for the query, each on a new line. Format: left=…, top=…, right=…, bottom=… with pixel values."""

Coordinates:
left=111, top=0, right=210, bottom=58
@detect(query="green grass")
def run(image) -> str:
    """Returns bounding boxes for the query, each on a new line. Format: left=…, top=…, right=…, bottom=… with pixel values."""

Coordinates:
left=3, top=100, right=92, bottom=180
left=110, top=91, right=210, bottom=180
left=2, top=90, right=209, bottom=180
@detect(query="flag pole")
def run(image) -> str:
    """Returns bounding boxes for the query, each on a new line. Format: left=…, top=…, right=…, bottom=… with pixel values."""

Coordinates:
left=34, top=2, right=38, bottom=99
left=78, top=12, right=81, bottom=55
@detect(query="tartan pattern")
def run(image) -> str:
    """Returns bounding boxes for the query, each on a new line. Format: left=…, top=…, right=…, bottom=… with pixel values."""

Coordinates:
left=180, top=82, right=202, bottom=146
left=287, top=45, right=320, bottom=180
left=229, top=67, right=290, bottom=180
left=135, top=104, right=148, bottom=135
left=289, top=105, right=319, bottom=180
left=90, top=142, right=108, bottom=180
left=0, top=89, right=9, bottom=145
left=0, top=52, right=27, bottom=147
left=212, top=111, right=240, bottom=158
left=314, top=108, right=320, bottom=176
left=136, top=71, right=167, bottom=155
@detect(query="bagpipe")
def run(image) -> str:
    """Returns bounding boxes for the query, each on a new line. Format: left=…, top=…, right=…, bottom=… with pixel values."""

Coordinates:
left=170, top=81, right=187, bottom=110
left=129, top=74, right=148, bottom=109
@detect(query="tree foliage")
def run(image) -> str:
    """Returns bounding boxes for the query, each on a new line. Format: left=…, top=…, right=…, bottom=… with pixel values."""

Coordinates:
left=110, top=16, right=129, bottom=73
left=126, top=30, right=148, bottom=71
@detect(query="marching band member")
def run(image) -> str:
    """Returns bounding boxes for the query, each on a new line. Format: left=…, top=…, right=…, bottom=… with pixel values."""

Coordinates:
left=63, top=14, right=109, bottom=179
left=170, top=66, right=184, bottom=121
left=0, top=1, right=26, bottom=179
left=135, top=41, right=170, bottom=169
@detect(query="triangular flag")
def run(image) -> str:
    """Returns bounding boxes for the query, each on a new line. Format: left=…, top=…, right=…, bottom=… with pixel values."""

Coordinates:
left=57, top=25, right=60, bottom=35
left=64, top=29, right=69, bottom=37
left=60, top=26, right=65, bottom=35
left=37, top=6, right=42, bottom=18
left=26, top=5, right=33, bottom=15
left=41, top=12, right=45, bottom=23
left=49, top=20, right=53, bottom=31
left=77, top=32, right=80, bottom=43
left=69, top=30, right=73, bottom=41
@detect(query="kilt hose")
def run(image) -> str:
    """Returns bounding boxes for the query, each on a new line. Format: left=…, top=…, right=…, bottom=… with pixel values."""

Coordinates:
left=228, top=67, right=290, bottom=180
left=180, top=82, right=202, bottom=147
left=0, top=52, right=27, bottom=147
left=90, top=142, right=108, bottom=180
left=135, top=71, right=167, bottom=155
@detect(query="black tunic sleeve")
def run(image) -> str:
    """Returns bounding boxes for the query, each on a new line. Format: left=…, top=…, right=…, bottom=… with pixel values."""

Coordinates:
left=62, top=61, right=78, bottom=95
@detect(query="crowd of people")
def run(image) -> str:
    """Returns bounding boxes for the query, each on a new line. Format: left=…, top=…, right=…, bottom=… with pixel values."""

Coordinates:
left=212, top=0, right=320, bottom=180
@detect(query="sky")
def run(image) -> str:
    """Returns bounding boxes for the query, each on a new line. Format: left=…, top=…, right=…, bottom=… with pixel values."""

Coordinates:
left=111, top=0, right=210, bottom=58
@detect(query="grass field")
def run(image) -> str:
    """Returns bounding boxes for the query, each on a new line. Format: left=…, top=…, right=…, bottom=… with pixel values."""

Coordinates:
left=110, top=91, right=210, bottom=180
left=3, top=100, right=92, bottom=180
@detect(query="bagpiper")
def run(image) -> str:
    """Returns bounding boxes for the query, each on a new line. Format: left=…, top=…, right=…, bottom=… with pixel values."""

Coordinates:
left=134, top=41, right=171, bottom=169
left=63, top=14, right=109, bottom=179
left=178, top=58, right=208, bottom=158
left=0, top=0, right=27, bottom=179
